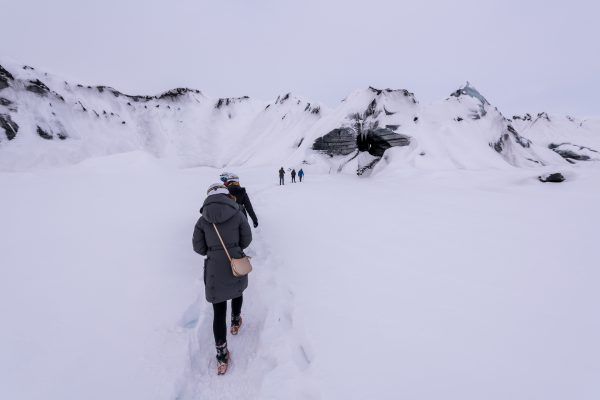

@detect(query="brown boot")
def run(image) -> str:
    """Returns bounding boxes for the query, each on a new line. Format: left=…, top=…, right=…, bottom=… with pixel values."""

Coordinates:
left=216, top=342, right=230, bottom=375
left=230, top=315, right=243, bottom=335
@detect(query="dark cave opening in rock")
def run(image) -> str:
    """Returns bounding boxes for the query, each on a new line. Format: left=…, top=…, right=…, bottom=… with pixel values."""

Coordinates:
left=356, top=128, right=411, bottom=157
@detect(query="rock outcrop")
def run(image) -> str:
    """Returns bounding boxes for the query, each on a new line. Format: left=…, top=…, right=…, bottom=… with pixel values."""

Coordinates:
left=0, top=114, right=19, bottom=140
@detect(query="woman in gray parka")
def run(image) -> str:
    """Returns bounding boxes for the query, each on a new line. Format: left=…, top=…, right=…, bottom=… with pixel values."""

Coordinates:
left=193, top=183, right=252, bottom=375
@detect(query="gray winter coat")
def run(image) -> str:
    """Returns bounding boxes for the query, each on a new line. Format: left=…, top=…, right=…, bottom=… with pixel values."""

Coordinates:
left=193, top=194, right=252, bottom=303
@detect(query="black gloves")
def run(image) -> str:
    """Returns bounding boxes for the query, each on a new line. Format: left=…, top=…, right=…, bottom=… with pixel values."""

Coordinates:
left=253, top=221, right=259, bottom=228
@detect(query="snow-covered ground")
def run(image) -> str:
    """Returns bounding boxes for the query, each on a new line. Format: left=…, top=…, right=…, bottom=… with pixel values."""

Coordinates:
left=1, top=152, right=599, bottom=399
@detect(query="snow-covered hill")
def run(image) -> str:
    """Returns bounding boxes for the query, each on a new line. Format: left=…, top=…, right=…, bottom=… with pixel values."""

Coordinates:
left=1, top=60, right=599, bottom=173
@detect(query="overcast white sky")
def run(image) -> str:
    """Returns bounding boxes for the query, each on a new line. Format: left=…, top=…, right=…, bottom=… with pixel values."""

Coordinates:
left=2, top=0, right=599, bottom=115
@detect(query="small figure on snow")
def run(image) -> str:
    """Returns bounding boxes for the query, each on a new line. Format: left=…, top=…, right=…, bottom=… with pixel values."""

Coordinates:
left=291, top=169, right=296, bottom=183
left=220, top=172, right=259, bottom=228
left=279, top=167, right=285, bottom=185
left=298, top=168, right=304, bottom=182
left=192, top=183, right=253, bottom=375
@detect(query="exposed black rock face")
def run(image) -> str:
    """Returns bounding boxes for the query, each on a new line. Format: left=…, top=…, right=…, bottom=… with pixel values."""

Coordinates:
left=365, top=99, right=378, bottom=118
left=549, top=142, right=598, bottom=161
left=0, top=65, right=15, bottom=80
left=215, top=96, right=250, bottom=109
left=274, top=93, right=292, bottom=104
left=312, top=128, right=356, bottom=156
left=37, top=126, right=53, bottom=140
left=490, top=125, right=531, bottom=155
left=0, top=114, right=19, bottom=140
left=551, top=148, right=590, bottom=161
left=491, top=138, right=503, bottom=153
left=216, top=98, right=227, bottom=108
left=536, top=112, right=550, bottom=122
left=0, top=65, right=14, bottom=90
left=26, top=79, right=50, bottom=96
left=538, top=173, right=565, bottom=183
left=368, top=87, right=417, bottom=103
left=158, top=88, right=202, bottom=100
left=512, top=113, right=532, bottom=121
left=0, top=97, right=12, bottom=106
left=507, top=124, right=531, bottom=147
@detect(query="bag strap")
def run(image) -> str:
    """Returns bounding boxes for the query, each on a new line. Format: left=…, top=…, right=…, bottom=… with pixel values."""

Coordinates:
left=212, top=223, right=232, bottom=263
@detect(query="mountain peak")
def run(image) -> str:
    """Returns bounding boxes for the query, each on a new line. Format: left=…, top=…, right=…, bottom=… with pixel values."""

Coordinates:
left=158, top=88, right=202, bottom=100
left=450, top=82, right=490, bottom=106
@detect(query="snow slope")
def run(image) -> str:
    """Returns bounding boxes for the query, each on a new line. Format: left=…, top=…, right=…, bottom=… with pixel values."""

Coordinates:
left=0, top=60, right=324, bottom=171
left=2, top=60, right=599, bottom=174
left=511, top=113, right=600, bottom=162
left=1, top=153, right=599, bottom=399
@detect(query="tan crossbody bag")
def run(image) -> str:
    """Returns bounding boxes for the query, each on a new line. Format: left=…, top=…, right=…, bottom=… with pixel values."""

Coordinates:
left=212, top=223, right=253, bottom=277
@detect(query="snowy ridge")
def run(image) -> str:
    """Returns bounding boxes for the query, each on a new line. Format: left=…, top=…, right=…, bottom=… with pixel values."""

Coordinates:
left=1, top=60, right=599, bottom=173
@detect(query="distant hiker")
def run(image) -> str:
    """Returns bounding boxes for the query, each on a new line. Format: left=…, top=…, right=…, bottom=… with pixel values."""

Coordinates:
left=219, top=172, right=259, bottom=228
left=279, top=167, right=285, bottom=185
left=192, top=183, right=253, bottom=375
left=298, top=168, right=304, bottom=182
left=291, top=169, right=296, bottom=183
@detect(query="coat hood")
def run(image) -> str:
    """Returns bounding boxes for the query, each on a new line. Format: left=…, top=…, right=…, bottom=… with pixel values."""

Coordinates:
left=200, top=194, right=240, bottom=223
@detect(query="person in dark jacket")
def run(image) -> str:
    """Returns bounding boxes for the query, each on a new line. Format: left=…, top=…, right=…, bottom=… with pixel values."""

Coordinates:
left=298, top=168, right=304, bottom=182
left=219, top=172, right=259, bottom=228
left=279, top=167, right=285, bottom=185
left=193, top=183, right=253, bottom=375
left=291, top=169, right=296, bottom=183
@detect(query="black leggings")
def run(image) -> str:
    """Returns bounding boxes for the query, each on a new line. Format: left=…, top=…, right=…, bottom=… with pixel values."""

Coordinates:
left=212, top=295, right=243, bottom=345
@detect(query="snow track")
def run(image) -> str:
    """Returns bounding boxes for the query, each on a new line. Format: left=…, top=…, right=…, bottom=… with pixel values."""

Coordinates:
left=174, top=185, right=318, bottom=400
